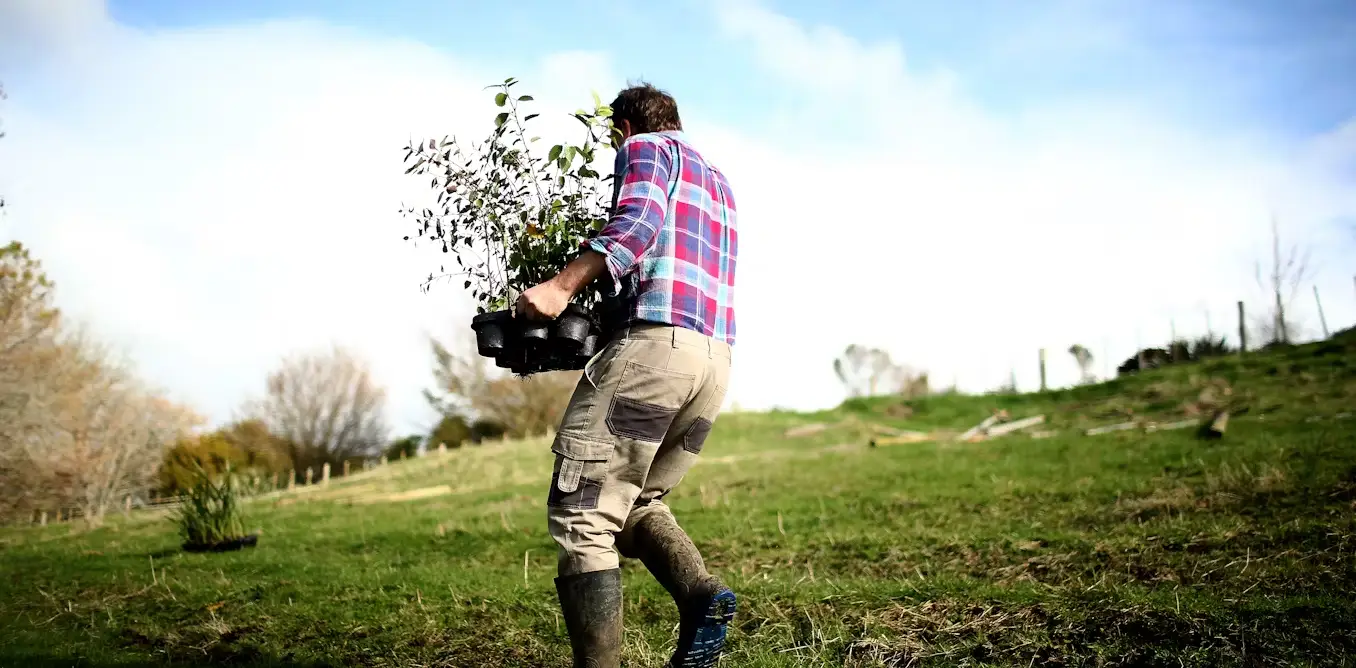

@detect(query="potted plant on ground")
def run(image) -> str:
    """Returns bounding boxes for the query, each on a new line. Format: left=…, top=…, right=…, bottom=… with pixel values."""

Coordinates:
left=401, top=78, right=616, bottom=375
left=175, top=461, right=258, bottom=553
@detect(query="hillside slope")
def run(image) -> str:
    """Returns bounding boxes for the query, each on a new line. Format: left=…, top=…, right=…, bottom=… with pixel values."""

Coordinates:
left=1, top=331, right=1354, bottom=667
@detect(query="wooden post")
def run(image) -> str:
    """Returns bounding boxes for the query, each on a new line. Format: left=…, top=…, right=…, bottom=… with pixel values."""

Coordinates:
left=39, top=511, right=47, bottom=526
left=287, top=469, right=295, bottom=490
left=380, top=455, right=388, bottom=467
left=1314, top=285, right=1330, bottom=338
left=124, top=496, right=131, bottom=515
left=1237, top=301, right=1247, bottom=353
left=321, top=463, right=330, bottom=485
left=272, top=472, right=279, bottom=490
left=1038, top=349, right=1047, bottom=391
left=305, top=467, right=313, bottom=485
left=343, top=460, right=351, bottom=477
left=437, top=442, right=446, bottom=455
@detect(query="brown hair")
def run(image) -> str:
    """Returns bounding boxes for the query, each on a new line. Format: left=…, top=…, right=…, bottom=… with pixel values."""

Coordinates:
left=610, top=82, right=682, bottom=134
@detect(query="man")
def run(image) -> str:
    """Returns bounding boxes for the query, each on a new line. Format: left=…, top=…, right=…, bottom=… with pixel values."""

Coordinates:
left=516, top=82, right=738, bottom=668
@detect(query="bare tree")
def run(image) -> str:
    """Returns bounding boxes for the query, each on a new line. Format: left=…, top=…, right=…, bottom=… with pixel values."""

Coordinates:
left=1, top=81, right=7, bottom=213
left=833, top=344, right=928, bottom=399
left=1254, top=217, right=1312, bottom=345
left=1068, top=344, right=1095, bottom=384
left=2, top=327, right=201, bottom=523
left=0, top=241, right=66, bottom=519
left=424, top=336, right=578, bottom=439
left=255, top=345, right=390, bottom=474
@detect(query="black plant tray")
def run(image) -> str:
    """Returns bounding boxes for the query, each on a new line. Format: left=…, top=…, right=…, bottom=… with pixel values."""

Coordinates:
left=472, top=304, right=604, bottom=375
left=183, top=534, right=259, bottom=553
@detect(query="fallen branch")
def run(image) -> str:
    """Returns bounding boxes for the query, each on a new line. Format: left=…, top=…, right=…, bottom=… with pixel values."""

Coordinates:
left=959, top=410, right=1010, bottom=441
left=1198, top=410, right=1229, bottom=440
left=985, top=415, right=1046, bottom=438
left=869, top=431, right=933, bottom=447
left=1085, top=421, right=1138, bottom=436
left=1144, top=419, right=1200, bottom=433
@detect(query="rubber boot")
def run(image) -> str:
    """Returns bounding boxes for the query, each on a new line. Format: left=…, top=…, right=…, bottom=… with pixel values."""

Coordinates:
left=625, top=512, right=736, bottom=668
left=555, top=568, right=624, bottom=668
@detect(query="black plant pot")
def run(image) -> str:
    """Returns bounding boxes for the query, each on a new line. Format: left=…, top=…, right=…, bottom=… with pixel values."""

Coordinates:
left=471, top=311, right=513, bottom=357
left=183, top=533, right=259, bottom=553
left=553, top=303, right=593, bottom=348
left=471, top=304, right=606, bottom=376
left=578, top=334, right=599, bottom=358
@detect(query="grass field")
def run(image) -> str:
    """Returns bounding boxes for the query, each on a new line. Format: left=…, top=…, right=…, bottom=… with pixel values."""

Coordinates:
left=2, top=331, right=1354, bottom=667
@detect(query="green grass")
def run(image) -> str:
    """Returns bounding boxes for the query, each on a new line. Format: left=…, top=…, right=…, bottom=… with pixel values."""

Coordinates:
left=2, top=331, right=1354, bottom=667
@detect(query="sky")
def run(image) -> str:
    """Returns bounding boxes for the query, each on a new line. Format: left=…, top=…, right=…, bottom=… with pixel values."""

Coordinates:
left=1, top=0, right=1354, bottom=437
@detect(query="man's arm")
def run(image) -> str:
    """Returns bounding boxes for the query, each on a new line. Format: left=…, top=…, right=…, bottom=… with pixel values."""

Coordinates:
left=517, top=137, right=671, bottom=319
left=585, top=136, right=671, bottom=294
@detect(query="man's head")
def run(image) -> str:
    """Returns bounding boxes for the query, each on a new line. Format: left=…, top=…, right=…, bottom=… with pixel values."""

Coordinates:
left=609, top=82, right=682, bottom=147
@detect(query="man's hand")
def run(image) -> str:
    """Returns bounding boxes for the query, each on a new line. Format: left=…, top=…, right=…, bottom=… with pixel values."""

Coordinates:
left=516, top=279, right=571, bottom=320
left=515, top=251, right=610, bottom=320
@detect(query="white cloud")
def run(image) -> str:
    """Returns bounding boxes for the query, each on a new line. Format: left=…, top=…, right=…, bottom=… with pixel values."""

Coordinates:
left=0, top=1, right=621, bottom=434
left=699, top=0, right=1356, bottom=405
left=1, top=0, right=1353, bottom=434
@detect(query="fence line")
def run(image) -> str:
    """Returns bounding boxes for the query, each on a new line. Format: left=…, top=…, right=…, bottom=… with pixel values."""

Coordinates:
left=6, top=443, right=464, bottom=528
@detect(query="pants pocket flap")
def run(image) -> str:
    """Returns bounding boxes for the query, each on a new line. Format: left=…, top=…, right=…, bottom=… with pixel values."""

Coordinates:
left=551, top=435, right=614, bottom=462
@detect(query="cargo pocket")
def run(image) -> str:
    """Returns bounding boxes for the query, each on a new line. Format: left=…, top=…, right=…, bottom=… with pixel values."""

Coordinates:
left=606, top=361, right=695, bottom=443
left=683, top=384, right=725, bottom=455
left=547, top=436, right=613, bottom=510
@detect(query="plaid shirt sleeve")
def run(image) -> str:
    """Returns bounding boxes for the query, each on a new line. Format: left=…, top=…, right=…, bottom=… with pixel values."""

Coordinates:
left=585, top=137, right=672, bottom=294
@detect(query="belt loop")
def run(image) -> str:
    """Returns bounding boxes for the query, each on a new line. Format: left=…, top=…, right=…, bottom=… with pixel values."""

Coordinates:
left=671, top=326, right=680, bottom=349
left=707, top=335, right=713, bottom=358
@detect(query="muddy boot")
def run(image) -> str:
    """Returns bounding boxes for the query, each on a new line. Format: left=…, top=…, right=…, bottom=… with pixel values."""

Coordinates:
left=625, top=512, right=736, bottom=668
left=555, top=568, right=624, bottom=668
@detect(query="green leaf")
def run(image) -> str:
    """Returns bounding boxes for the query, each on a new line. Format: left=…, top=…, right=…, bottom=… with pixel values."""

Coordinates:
left=495, top=112, right=509, bottom=128
left=548, top=145, right=563, bottom=162
left=524, top=113, right=539, bottom=121
left=495, top=92, right=508, bottom=107
left=518, top=95, right=534, bottom=102
left=591, top=90, right=601, bottom=107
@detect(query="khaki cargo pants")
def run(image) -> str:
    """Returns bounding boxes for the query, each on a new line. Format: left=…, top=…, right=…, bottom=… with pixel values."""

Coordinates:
left=547, top=323, right=731, bottom=576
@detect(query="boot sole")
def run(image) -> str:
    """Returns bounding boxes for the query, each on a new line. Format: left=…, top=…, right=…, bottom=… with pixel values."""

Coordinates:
left=672, top=587, right=736, bottom=668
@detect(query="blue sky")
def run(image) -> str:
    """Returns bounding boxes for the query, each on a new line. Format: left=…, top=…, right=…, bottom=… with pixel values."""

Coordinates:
left=1, top=0, right=1354, bottom=434
left=99, top=0, right=1356, bottom=140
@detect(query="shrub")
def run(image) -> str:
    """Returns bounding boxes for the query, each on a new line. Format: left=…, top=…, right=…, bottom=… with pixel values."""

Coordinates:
left=401, top=78, right=616, bottom=313
left=173, top=461, right=248, bottom=549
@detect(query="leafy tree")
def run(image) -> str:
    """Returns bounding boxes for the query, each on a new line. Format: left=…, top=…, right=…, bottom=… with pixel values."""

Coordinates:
left=428, top=413, right=472, bottom=449
left=384, top=434, right=422, bottom=460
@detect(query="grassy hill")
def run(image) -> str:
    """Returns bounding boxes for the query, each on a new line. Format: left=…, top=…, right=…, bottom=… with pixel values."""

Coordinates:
left=2, top=330, right=1354, bottom=667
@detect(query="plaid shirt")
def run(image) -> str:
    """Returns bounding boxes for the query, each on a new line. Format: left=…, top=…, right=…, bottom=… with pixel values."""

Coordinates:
left=586, top=131, right=738, bottom=345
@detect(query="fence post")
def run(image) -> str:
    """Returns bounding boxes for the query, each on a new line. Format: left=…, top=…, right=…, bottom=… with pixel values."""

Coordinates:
left=321, top=463, right=331, bottom=485
left=272, top=472, right=279, bottom=490
left=1237, top=301, right=1247, bottom=353
left=287, top=469, right=295, bottom=490
left=1038, top=348, right=1047, bottom=391
left=381, top=455, right=388, bottom=467
left=39, top=510, right=47, bottom=526
left=343, top=460, right=351, bottom=477
left=305, top=467, right=313, bottom=486
left=124, top=496, right=131, bottom=515
left=1314, top=285, right=1330, bottom=338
